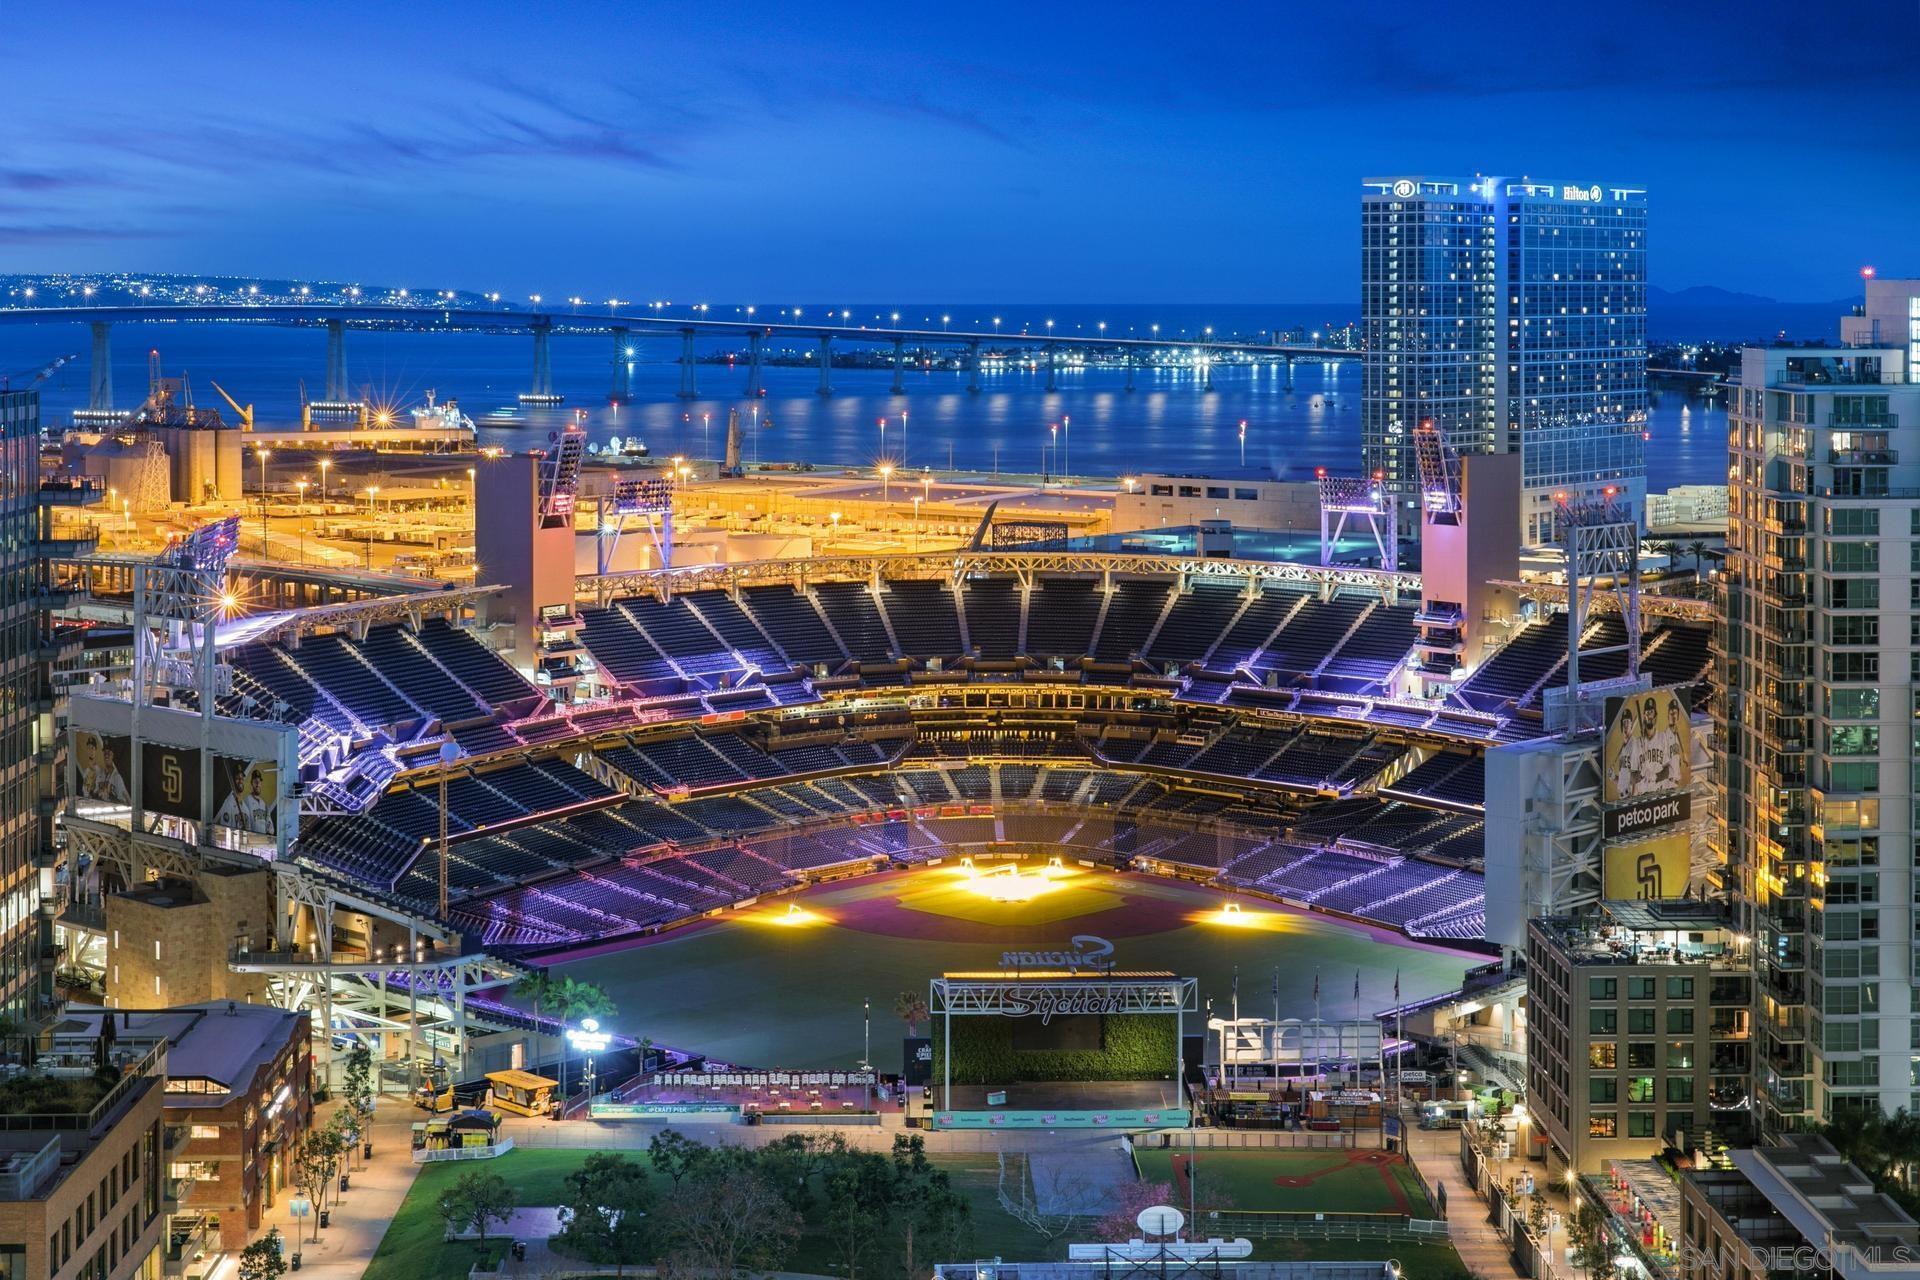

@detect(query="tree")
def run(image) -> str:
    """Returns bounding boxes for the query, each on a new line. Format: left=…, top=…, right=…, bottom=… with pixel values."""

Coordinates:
left=654, top=1162, right=799, bottom=1279
left=453, top=1169, right=517, bottom=1248
left=997, top=1152, right=1094, bottom=1254
left=1569, top=1201, right=1616, bottom=1280
left=648, top=1127, right=709, bottom=1191
left=342, top=1044, right=375, bottom=1167
left=291, top=1121, right=346, bottom=1243
left=889, top=1134, right=971, bottom=1279
left=238, top=1228, right=286, bottom=1280
left=893, top=991, right=930, bottom=1036
left=1095, top=1180, right=1176, bottom=1243
left=512, top=971, right=557, bottom=1075
left=558, top=1153, right=653, bottom=1277
left=549, top=976, right=617, bottom=1107
left=1687, top=540, right=1709, bottom=581
left=822, top=1159, right=888, bottom=1280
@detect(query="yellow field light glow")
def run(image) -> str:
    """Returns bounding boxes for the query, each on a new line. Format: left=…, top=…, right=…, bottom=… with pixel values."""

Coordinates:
left=1192, top=899, right=1301, bottom=932
left=752, top=901, right=828, bottom=927
left=955, top=860, right=1060, bottom=903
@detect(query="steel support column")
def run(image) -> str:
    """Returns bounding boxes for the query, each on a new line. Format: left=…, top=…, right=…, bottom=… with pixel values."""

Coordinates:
left=530, top=321, right=553, bottom=397
left=967, top=341, right=982, bottom=394
left=677, top=329, right=698, bottom=399
left=745, top=331, right=765, bottom=398
left=325, top=320, right=347, bottom=401
left=891, top=338, right=906, bottom=395
left=1125, top=348, right=1136, bottom=393
left=1283, top=355, right=1294, bottom=394
left=609, top=328, right=631, bottom=404
left=1045, top=343, right=1058, bottom=393
left=88, top=322, right=113, bottom=411
left=816, top=334, right=833, bottom=396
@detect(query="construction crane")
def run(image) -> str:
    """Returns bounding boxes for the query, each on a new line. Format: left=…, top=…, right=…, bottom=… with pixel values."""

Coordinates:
left=208, top=380, right=255, bottom=430
left=0, top=352, right=77, bottom=391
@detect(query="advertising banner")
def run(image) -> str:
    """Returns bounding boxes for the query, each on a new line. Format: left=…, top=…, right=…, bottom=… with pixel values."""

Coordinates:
left=1602, top=834, right=1689, bottom=900
left=1602, top=689, right=1693, bottom=805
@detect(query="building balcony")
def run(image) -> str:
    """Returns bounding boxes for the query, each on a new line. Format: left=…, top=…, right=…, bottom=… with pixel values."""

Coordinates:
left=37, top=477, right=107, bottom=507
left=36, top=532, right=99, bottom=558
left=1828, top=448, right=1897, bottom=465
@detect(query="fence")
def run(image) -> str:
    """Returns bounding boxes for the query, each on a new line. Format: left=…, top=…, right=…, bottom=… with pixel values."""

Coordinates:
left=1140, top=1128, right=1360, bottom=1150
left=1200, top=1210, right=1450, bottom=1242
left=413, top=1137, right=516, bottom=1165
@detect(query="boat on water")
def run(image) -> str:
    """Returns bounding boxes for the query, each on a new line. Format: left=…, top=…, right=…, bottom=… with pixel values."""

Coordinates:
left=411, top=390, right=476, bottom=436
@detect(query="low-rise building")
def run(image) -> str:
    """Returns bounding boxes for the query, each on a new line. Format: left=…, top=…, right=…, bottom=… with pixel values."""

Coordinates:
left=52, top=1003, right=312, bottom=1252
left=1679, top=1134, right=1920, bottom=1280
left=0, top=1044, right=167, bottom=1280
left=1113, top=472, right=1322, bottom=535
left=1526, top=901, right=1752, bottom=1174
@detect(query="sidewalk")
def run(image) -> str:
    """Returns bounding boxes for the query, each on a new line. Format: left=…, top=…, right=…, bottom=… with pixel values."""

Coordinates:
left=254, top=1105, right=422, bottom=1278
left=1402, top=1123, right=1523, bottom=1280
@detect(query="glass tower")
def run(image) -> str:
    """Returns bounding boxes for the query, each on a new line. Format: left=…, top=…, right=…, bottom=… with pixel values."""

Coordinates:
left=1362, top=176, right=1647, bottom=544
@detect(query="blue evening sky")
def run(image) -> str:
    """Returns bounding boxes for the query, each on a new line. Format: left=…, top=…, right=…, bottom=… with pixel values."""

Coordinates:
left=4, top=0, right=1915, bottom=302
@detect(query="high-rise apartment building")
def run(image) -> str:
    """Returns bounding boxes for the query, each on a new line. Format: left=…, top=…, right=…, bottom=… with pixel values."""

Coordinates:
left=1718, top=284, right=1920, bottom=1127
left=1362, top=176, right=1647, bottom=545
left=3, top=389, right=103, bottom=1037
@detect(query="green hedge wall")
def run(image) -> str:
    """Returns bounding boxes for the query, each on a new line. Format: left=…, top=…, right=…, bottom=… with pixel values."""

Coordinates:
left=931, top=1015, right=1178, bottom=1084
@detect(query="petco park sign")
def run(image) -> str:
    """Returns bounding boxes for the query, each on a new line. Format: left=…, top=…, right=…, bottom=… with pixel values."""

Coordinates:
left=998, top=935, right=1116, bottom=972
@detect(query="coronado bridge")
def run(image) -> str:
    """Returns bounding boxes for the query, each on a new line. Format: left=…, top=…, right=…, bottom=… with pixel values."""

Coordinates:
left=0, top=301, right=1359, bottom=412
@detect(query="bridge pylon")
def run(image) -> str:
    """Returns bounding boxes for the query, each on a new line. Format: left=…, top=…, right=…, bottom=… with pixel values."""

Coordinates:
left=89, top=322, right=113, bottom=412
left=891, top=338, right=906, bottom=395
left=816, top=334, right=833, bottom=397
left=1045, top=343, right=1058, bottom=393
left=967, top=341, right=981, bottom=394
left=744, top=332, right=765, bottom=398
left=324, top=320, right=347, bottom=402
left=609, top=328, right=631, bottom=404
left=677, top=329, right=698, bottom=399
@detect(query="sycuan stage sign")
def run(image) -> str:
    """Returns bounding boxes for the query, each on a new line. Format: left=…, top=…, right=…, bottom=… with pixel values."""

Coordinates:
left=998, top=934, right=1116, bottom=971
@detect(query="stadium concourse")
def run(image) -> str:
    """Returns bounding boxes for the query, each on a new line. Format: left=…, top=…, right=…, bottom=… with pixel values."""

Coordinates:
left=224, top=559, right=1715, bottom=962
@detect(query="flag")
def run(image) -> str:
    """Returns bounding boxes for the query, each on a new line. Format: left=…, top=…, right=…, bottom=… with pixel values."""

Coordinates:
left=1354, top=970, right=1361, bottom=1000
left=1312, top=970, right=1320, bottom=1001
left=1394, top=970, right=1401, bottom=1003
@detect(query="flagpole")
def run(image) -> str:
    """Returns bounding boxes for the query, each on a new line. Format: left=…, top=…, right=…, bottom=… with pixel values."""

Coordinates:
left=1271, top=966, right=1280, bottom=1087
left=1312, top=968, right=1321, bottom=1091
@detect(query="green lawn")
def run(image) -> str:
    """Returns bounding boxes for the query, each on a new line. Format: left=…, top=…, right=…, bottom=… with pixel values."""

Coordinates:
left=365, top=1148, right=593, bottom=1280
left=1134, top=1148, right=1434, bottom=1217
left=366, top=1146, right=1052, bottom=1280
left=1251, top=1237, right=1464, bottom=1277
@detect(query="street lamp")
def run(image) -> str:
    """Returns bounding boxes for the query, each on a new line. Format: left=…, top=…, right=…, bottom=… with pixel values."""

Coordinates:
left=878, top=463, right=894, bottom=504
left=294, top=480, right=310, bottom=563
left=364, top=486, right=379, bottom=568
left=1122, top=476, right=1138, bottom=493
left=1239, top=419, right=1248, bottom=467
left=566, top=1018, right=612, bottom=1107
left=318, top=457, right=331, bottom=502
left=257, top=448, right=272, bottom=553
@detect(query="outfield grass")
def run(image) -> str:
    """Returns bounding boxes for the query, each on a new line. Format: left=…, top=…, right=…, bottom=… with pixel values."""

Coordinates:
left=1134, top=1148, right=1434, bottom=1217
left=365, top=1146, right=1052, bottom=1279
left=547, top=865, right=1476, bottom=1072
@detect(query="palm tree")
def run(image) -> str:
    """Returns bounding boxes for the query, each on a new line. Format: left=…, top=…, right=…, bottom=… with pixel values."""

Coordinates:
left=1687, top=540, right=1710, bottom=582
left=512, top=971, right=556, bottom=1075
left=550, top=977, right=617, bottom=1110
left=892, top=991, right=930, bottom=1036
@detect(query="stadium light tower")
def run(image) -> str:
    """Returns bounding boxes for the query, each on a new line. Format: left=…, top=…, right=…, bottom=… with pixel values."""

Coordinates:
left=1315, top=468, right=1399, bottom=572
left=595, top=477, right=675, bottom=576
left=1556, top=486, right=1642, bottom=733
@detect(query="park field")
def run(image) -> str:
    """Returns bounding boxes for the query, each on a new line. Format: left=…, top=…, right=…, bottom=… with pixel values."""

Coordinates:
left=1133, top=1147, right=1435, bottom=1218
left=363, top=1145, right=1053, bottom=1280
